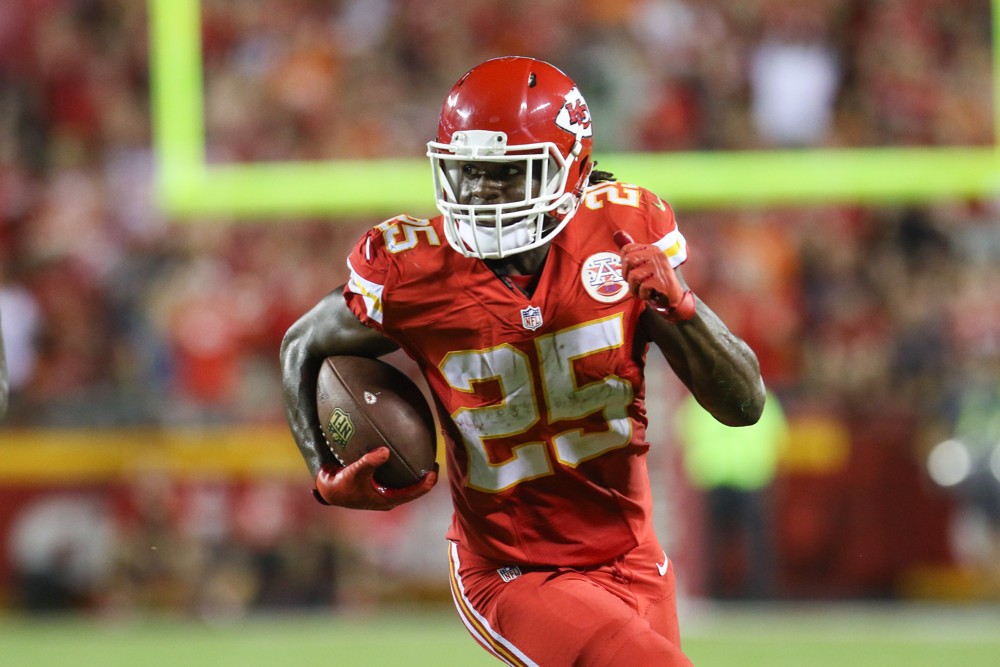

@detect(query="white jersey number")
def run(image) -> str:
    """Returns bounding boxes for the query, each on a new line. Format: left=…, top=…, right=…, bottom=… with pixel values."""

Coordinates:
left=439, top=315, right=633, bottom=492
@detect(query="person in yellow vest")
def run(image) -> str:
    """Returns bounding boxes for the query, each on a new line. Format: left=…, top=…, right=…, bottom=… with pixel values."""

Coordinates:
left=677, top=390, right=788, bottom=599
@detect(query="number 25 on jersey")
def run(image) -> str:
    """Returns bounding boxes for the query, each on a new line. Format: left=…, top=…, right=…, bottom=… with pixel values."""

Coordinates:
left=440, top=315, right=634, bottom=492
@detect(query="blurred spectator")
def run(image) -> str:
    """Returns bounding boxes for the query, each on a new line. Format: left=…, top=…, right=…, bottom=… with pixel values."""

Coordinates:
left=7, top=493, right=117, bottom=612
left=948, top=355, right=1000, bottom=516
left=0, top=308, right=7, bottom=418
left=0, top=283, right=41, bottom=407
left=676, top=390, right=790, bottom=599
left=749, top=3, right=842, bottom=147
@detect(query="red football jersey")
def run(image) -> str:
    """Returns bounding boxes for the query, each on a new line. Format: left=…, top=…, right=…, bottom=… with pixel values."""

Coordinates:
left=344, top=181, right=688, bottom=567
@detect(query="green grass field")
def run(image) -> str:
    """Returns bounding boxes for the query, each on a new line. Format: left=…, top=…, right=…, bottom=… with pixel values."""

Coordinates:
left=2, top=603, right=998, bottom=666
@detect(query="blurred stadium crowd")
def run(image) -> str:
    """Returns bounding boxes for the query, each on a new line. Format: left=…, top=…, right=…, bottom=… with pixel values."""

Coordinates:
left=2, top=0, right=1000, bottom=614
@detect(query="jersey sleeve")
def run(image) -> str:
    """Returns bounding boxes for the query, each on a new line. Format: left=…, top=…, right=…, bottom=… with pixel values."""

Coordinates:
left=640, top=188, right=688, bottom=269
left=343, top=225, right=392, bottom=332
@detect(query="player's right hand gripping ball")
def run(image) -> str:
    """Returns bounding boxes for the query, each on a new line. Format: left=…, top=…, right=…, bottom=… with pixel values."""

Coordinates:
left=614, top=230, right=696, bottom=323
left=313, top=449, right=437, bottom=511
left=313, top=356, right=438, bottom=510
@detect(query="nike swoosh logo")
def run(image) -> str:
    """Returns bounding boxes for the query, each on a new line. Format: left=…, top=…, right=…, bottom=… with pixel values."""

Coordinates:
left=656, top=552, right=669, bottom=577
left=652, top=197, right=667, bottom=211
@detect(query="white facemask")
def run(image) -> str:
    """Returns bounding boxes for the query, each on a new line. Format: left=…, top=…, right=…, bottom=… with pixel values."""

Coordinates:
left=456, top=215, right=541, bottom=257
left=428, top=130, right=587, bottom=259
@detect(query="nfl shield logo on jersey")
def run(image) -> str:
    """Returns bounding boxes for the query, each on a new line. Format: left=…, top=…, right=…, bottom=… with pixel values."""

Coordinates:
left=520, top=305, right=543, bottom=331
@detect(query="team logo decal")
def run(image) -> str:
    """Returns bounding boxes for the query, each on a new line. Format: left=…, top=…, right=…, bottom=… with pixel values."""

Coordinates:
left=581, top=251, right=628, bottom=303
left=555, top=87, right=593, bottom=137
left=520, top=305, right=543, bottom=331
left=325, top=407, right=355, bottom=450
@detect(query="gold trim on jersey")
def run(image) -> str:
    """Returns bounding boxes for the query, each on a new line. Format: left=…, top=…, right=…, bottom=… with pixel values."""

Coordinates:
left=346, top=258, right=385, bottom=324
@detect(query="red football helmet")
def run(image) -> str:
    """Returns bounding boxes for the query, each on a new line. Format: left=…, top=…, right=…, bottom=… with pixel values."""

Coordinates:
left=427, top=57, right=595, bottom=259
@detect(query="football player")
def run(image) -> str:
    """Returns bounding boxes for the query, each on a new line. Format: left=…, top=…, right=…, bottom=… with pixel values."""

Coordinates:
left=281, top=56, right=765, bottom=666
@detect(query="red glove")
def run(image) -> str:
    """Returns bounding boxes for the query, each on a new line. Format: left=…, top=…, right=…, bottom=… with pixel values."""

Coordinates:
left=614, top=230, right=696, bottom=323
left=313, top=447, right=438, bottom=511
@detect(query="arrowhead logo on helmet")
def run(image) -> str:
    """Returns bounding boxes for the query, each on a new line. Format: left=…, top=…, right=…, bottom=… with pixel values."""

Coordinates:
left=555, top=88, right=593, bottom=138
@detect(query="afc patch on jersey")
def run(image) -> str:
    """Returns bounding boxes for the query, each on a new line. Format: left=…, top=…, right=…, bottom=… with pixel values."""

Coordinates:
left=581, top=251, right=628, bottom=303
left=497, top=566, right=522, bottom=583
left=520, top=305, right=543, bottom=330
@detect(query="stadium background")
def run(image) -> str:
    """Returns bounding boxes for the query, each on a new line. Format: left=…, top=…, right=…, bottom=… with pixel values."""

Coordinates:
left=2, top=1, right=1000, bottom=665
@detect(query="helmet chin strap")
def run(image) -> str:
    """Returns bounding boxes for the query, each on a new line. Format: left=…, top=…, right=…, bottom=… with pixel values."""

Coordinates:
left=458, top=214, right=541, bottom=258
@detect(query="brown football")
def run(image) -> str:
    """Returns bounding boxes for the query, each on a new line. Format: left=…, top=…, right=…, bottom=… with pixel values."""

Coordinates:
left=316, top=355, right=437, bottom=489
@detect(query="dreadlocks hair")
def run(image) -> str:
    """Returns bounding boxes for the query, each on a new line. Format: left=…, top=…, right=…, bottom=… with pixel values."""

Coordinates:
left=588, top=162, right=616, bottom=185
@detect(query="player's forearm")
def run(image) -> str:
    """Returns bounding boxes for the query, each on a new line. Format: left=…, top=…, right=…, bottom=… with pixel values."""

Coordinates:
left=281, top=288, right=400, bottom=478
left=646, top=299, right=765, bottom=426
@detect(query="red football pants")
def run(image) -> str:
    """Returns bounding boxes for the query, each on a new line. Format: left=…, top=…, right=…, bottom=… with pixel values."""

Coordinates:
left=447, top=538, right=693, bottom=666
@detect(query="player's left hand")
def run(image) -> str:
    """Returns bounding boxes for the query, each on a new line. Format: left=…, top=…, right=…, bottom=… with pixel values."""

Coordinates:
left=614, top=230, right=696, bottom=323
